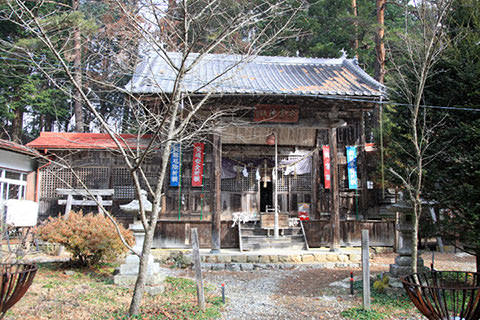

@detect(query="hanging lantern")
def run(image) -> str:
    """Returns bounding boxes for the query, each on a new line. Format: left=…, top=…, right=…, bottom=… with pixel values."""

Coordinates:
left=266, top=133, right=275, bottom=145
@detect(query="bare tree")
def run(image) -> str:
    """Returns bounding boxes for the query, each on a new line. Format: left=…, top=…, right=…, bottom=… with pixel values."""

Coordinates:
left=0, top=0, right=301, bottom=315
left=387, top=0, right=452, bottom=274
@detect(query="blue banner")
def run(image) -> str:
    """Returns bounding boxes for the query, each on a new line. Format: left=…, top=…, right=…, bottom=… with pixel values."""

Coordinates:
left=170, top=143, right=181, bottom=187
left=346, top=146, right=358, bottom=189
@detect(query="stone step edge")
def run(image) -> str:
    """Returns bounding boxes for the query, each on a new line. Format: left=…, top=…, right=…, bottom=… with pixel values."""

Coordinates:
left=152, top=252, right=372, bottom=264
left=200, top=262, right=361, bottom=271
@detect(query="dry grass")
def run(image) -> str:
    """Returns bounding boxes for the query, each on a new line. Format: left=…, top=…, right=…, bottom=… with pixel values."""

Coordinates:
left=5, top=263, right=222, bottom=320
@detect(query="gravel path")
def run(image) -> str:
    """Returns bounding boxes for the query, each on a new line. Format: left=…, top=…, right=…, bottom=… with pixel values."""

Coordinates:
left=180, top=267, right=357, bottom=320
left=204, top=270, right=293, bottom=320
left=174, top=252, right=476, bottom=320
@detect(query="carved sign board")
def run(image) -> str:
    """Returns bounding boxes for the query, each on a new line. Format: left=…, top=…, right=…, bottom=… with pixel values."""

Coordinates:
left=254, top=104, right=299, bottom=123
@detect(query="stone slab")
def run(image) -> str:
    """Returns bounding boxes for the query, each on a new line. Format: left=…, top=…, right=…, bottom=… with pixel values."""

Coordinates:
left=119, top=254, right=160, bottom=276
left=114, top=272, right=166, bottom=287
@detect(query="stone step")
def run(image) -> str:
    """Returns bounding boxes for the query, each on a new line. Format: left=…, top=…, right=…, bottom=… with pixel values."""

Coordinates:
left=240, top=229, right=303, bottom=236
left=241, top=235, right=306, bottom=250
left=241, top=225, right=301, bottom=230
left=241, top=234, right=304, bottom=240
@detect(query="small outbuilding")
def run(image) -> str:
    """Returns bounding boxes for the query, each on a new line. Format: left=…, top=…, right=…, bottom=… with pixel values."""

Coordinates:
left=0, top=139, right=38, bottom=203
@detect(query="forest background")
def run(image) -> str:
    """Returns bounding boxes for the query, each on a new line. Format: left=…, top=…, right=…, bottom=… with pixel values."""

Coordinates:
left=0, top=0, right=479, bottom=267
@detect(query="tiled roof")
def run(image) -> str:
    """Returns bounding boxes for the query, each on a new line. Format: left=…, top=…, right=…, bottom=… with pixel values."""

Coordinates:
left=126, top=52, right=384, bottom=97
left=26, top=132, right=151, bottom=150
left=0, top=138, right=39, bottom=156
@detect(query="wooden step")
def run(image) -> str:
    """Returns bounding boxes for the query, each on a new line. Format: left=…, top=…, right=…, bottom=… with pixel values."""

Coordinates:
left=242, top=241, right=305, bottom=250
left=240, top=229, right=303, bottom=237
left=238, top=221, right=309, bottom=252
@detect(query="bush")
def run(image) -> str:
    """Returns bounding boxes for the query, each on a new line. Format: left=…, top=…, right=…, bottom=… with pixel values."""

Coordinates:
left=37, top=211, right=134, bottom=266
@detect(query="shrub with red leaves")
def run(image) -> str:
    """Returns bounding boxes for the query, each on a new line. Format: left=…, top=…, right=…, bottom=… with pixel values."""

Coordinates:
left=37, top=211, right=134, bottom=266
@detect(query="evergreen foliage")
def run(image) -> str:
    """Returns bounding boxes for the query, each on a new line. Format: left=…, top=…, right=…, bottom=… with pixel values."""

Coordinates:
left=421, top=0, right=480, bottom=266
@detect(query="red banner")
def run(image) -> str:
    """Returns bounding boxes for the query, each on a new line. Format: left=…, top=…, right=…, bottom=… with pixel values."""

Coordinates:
left=322, top=145, right=331, bottom=189
left=191, top=143, right=205, bottom=187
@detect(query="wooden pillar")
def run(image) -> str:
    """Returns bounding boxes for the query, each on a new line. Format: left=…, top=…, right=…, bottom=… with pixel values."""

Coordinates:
left=359, top=114, right=368, bottom=216
left=312, top=149, right=319, bottom=218
left=311, top=131, right=320, bottom=218
left=211, top=134, right=222, bottom=253
left=329, top=127, right=341, bottom=251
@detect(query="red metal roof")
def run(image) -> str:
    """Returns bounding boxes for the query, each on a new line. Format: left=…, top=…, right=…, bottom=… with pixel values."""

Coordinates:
left=26, top=132, right=152, bottom=150
left=0, top=138, right=40, bottom=156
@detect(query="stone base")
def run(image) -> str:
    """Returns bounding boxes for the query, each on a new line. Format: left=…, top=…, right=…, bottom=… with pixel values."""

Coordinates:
left=119, top=254, right=160, bottom=276
left=113, top=272, right=166, bottom=287
left=394, top=255, right=424, bottom=266
left=389, top=256, right=427, bottom=278
left=145, top=284, right=165, bottom=295
left=389, top=264, right=413, bottom=278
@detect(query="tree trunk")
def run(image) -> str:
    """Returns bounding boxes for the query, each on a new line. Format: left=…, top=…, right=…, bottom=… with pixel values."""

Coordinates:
left=375, top=0, right=386, bottom=84
left=12, top=106, right=23, bottom=143
left=412, top=203, right=420, bottom=274
left=128, top=75, right=183, bottom=314
left=73, top=0, right=83, bottom=132
left=44, top=115, right=53, bottom=132
left=476, top=253, right=480, bottom=287
left=128, top=223, right=155, bottom=315
left=351, top=0, right=358, bottom=59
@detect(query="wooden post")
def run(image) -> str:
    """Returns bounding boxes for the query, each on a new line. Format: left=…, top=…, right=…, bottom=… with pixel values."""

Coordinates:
left=57, top=194, right=73, bottom=256
left=211, top=134, right=222, bottom=253
left=359, top=114, right=368, bottom=216
left=97, top=195, right=103, bottom=215
left=191, top=228, right=205, bottom=311
left=312, top=132, right=320, bottom=218
left=64, top=194, right=73, bottom=219
left=329, top=127, right=340, bottom=251
left=429, top=207, right=444, bottom=253
left=362, top=229, right=371, bottom=310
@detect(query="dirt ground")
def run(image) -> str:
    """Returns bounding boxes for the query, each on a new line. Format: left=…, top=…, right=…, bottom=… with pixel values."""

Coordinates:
left=181, top=251, right=477, bottom=320
left=12, top=250, right=476, bottom=320
left=372, top=251, right=477, bottom=272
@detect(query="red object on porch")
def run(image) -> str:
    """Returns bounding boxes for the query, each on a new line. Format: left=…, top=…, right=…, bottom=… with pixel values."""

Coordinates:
left=298, top=203, right=310, bottom=221
left=191, top=143, right=205, bottom=187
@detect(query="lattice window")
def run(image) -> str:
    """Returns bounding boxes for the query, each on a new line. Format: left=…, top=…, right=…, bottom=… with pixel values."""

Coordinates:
left=74, top=167, right=110, bottom=189
left=289, top=174, right=312, bottom=192
left=221, top=168, right=258, bottom=192
left=113, top=186, right=135, bottom=199
left=337, top=122, right=359, bottom=145
left=111, top=167, right=161, bottom=199
left=112, top=167, right=132, bottom=186
left=40, top=166, right=109, bottom=199
left=277, top=173, right=289, bottom=192
left=40, top=167, right=74, bottom=199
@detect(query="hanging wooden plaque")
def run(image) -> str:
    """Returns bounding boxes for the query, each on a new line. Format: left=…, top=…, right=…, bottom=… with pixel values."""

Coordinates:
left=253, top=104, right=299, bottom=123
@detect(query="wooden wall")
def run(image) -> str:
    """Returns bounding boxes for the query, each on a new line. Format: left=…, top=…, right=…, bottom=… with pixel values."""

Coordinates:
left=153, top=221, right=239, bottom=248
left=150, top=219, right=394, bottom=249
left=303, top=219, right=395, bottom=247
